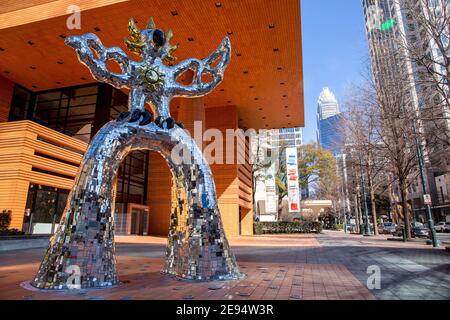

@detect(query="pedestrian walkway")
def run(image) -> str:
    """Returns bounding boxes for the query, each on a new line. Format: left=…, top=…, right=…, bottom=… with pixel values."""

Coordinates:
left=0, top=231, right=448, bottom=300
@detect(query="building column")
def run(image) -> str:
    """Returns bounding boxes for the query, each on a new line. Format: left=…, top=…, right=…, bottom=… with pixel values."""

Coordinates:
left=177, top=97, right=205, bottom=138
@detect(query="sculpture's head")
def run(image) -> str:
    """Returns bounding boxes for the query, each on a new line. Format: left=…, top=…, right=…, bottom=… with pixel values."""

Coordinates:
left=125, top=17, right=178, bottom=63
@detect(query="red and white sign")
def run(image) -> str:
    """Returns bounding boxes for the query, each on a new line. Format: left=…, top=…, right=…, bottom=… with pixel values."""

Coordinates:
left=286, top=148, right=300, bottom=213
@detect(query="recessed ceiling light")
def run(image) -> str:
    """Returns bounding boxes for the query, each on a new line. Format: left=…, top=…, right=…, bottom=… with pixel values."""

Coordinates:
left=187, top=37, right=194, bottom=41
left=94, top=27, right=101, bottom=32
left=171, top=10, right=178, bottom=16
left=215, top=2, right=222, bottom=7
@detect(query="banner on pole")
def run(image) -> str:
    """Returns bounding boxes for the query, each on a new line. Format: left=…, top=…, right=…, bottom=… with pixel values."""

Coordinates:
left=265, top=177, right=278, bottom=214
left=286, top=147, right=300, bottom=213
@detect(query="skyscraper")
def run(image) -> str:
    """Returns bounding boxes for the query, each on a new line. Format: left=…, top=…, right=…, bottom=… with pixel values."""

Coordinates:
left=362, top=0, right=450, bottom=221
left=317, top=87, right=344, bottom=155
left=317, top=87, right=340, bottom=121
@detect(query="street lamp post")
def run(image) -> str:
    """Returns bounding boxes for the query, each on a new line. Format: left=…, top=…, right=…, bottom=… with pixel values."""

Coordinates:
left=412, top=121, right=439, bottom=247
left=359, top=155, right=371, bottom=236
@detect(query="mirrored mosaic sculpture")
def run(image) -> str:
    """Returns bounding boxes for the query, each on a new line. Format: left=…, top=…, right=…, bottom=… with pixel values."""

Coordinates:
left=31, top=17, right=243, bottom=290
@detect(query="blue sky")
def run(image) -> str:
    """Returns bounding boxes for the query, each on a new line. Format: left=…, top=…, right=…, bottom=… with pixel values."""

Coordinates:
left=301, top=0, right=369, bottom=143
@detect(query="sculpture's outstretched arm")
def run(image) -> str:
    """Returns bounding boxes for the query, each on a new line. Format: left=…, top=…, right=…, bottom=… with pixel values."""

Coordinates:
left=65, top=33, right=133, bottom=89
left=167, top=36, right=231, bottom=97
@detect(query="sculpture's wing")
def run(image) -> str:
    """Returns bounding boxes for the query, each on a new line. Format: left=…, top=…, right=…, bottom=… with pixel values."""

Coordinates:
left=167, top=36, right=231, bottom=97
left=65, top=33, right=133, bottom=89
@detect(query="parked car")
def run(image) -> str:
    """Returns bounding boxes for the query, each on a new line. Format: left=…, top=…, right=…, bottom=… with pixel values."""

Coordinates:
left=411, top=224, right=430, bottom=238
left=394, top=222, right=430, bottom=238
left=380, top=222, right=397, bottom=234
left=436, top=222, right=450, bottom=233
left=435, top=222, right=446, bottom=232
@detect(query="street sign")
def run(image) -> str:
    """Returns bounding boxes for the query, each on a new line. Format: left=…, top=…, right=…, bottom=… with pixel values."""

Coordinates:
left=423, top=194, right=432, bottom=206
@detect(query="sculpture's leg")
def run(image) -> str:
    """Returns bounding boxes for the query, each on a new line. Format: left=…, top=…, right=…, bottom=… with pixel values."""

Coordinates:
left=30, top=125, right=125, bottom=290
left=162, top=133, right=242, bottom=280
left=31, top=121, right=242, bottom=290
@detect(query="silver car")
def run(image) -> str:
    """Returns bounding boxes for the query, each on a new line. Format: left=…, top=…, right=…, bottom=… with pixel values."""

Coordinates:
left=381, top=222, right=397, bottom=234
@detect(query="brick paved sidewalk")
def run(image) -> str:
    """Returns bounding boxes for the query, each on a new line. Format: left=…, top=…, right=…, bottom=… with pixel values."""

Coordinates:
left=0, top=231, right=448, bottom=300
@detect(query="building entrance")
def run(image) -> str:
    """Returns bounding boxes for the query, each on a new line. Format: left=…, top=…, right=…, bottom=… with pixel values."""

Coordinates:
left=129, top=204, right=149, bottom=236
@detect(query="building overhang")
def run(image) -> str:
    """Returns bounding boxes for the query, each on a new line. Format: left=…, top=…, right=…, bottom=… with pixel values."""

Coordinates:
left=0, top=0, right=304, bottom=130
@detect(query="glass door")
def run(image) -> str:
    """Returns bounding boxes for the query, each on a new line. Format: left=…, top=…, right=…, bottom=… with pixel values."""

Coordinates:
left=128, top=204, right=149, bottom=236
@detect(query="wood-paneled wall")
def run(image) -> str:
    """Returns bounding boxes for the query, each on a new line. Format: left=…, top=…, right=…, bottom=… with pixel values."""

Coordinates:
left=147, top=151, right=172, bottom=236
left=0, top=120, right=87, bottom=229
left=206, top=105, right=253, bottom=236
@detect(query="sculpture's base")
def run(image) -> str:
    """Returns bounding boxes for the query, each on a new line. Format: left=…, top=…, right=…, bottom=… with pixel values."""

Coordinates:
left=22, top=269, right=246, bottom=292
left=22, top=281, right=120, bottom=292
left=160, top=270, right=246, bottom=282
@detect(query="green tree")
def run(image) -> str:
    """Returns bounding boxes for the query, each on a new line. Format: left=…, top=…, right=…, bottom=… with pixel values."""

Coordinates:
left=275, top=144, right=338, bottom=219
left=297, top=144, right=337, bottom=192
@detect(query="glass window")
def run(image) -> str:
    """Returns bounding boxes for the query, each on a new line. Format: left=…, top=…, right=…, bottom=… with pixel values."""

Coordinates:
left=25, top=184, right=69, bottom=225
left=116, top=151, right=149, bottom=211
left=9, top=85, right=32, bottom=121
left=110, top=88, right=128, bottom=120
left=32, top=85, right=98, bottom=141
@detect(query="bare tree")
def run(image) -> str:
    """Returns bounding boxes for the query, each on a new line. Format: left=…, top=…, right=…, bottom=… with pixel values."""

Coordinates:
left=374, top=68, right=420, bottom=239
left=400, top=0, right=450, bottom=149
left=341, top=84, right=390, bottom=235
